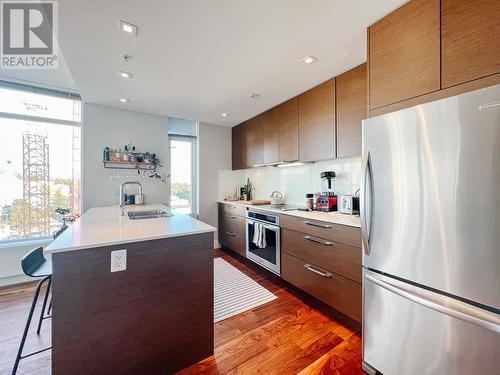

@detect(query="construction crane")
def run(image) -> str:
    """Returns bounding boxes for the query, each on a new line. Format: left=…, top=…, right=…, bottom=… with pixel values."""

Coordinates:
left=22, top=132, right=50, bottom=237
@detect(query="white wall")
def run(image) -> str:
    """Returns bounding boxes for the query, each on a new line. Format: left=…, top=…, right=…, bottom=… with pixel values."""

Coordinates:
left=1, top=111, right=232, bottom=286
left=219, top=156, right=362, bottom=205
left=198, top=122, right=231, bottom=246
left=82, top=103, right=170, bottom=212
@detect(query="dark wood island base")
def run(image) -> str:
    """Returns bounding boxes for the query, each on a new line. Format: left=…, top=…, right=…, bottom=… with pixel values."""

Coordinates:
left=51, top=232, right=214, bottom=375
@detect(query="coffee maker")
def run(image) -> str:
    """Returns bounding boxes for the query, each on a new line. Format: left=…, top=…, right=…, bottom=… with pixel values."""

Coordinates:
left=315, top=171, right=338, bottom=212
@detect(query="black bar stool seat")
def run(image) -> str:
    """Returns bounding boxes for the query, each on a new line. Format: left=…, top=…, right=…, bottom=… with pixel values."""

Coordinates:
left=22, top=248, right=52, bottom=277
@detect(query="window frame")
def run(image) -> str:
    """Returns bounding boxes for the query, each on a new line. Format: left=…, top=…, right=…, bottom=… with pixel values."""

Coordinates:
left=168, top=125, right=199, bottom=217
left=0, top=82, right=82, bottom=245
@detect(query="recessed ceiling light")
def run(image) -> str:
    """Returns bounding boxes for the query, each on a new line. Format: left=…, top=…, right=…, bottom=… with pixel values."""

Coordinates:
left=119, top=71, right=132, bottom=79
left=221, top=113, right=229, bottom=117
left=249, top=93, right=261, bottom=99
left=302, top=55, right=318, bottom=64
left=120, top=21, right=137, bottom=35
left=120, top=98, right=129, bottom=103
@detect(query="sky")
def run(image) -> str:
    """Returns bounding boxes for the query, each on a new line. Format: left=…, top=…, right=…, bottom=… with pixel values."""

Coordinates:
left=170, top=139, right=192, bottom=184
left=0, top=87, right=81, bottom=207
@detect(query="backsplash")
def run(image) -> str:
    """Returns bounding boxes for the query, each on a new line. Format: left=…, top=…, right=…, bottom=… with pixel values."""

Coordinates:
left=218, top=156, right=361, bottom=206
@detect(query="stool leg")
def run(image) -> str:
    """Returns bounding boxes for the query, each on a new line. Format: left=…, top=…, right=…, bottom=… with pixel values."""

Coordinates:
left=12, top=276, right=49, bottom=375
left=47, top=299, right=52, bottom=315
left=36, top=276, right=51, bottom=335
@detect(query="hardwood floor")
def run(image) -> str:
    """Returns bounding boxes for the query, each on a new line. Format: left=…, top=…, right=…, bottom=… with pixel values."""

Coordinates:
left=0, top=282, right=51, bottom=375
left=0, top=249, right=362, bottom=375
left=178, top=249, right=363, bottom=375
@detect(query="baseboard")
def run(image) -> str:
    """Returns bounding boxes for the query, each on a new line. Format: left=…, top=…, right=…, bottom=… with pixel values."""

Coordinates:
left=0, top=274, right=32, bottom=287
left=214, top=240, right=221, bottom=249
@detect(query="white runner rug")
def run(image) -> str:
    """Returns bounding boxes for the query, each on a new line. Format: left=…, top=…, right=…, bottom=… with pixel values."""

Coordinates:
left=214, top=258, right=277, bottom=323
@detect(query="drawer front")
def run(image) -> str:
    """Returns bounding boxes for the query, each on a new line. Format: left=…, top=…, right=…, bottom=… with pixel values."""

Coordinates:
left=219, top=228, right=246, bottom=257
left=282, top=228, right=361, bottom=283
left=282, top=252, right=361, bottom=322
left=281, top=215, right=361, bottom=247
left=220, top=203, right=247, bottom=218
left=221, top=212, right=245, bottom=234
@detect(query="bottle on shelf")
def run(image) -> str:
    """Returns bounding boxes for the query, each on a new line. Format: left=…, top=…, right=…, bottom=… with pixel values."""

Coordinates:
left=103, top=147, right=110, bottom=161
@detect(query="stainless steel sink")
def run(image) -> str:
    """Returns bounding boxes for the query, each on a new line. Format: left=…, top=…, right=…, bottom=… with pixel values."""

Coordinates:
left=127, top=209, right=173, bottom=220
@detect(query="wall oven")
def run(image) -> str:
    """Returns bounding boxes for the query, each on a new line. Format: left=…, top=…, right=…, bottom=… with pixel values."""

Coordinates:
left=246, top=210, right=280, bottom=275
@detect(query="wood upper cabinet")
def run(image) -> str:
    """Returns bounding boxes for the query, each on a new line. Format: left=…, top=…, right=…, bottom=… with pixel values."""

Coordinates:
left=278, top=97, right=299, bottom=162
left=245, top=115, right=263, bottom=167
left=231, top=123, right=246, bottom=170
left=298, top=79, right=336, bottom=162
left=261, top=107, right=279, bottom=164
left=336, top=63, right=367, bottom=158
left=442, top=0, right=500, bottom=88
left=368, top=0, right=441, bottom=110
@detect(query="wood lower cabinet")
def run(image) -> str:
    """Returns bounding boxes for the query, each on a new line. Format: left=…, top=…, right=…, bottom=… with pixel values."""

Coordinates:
left=262, top=107, right=279, bottom=164
left=245, top=115, right=263, bottom=167
left=441, top=0, right=500, bottom=88
left=280, top=215, right=361, bottom=248
left=368, top=0, right=441, bottom=110
left=282, top=228, right=361, bottom=284
left=281, top=215, right=362, bottom=323
left=281, top=252, right=362, bottom=323
left=278, top=97, right=299, bottom=162
left=298, top=79, right=336, bottom=162
left=218, top=203, right=246, bottom=257
left=231, top=123, right=246, bottom=170
left=336, top=63, right=367, bottom=158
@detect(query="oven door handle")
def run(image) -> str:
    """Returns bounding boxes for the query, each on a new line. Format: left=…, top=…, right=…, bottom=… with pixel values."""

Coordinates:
left=261, top=224, right=279, bottom=232
left=247, top=220, right=279, bottom=232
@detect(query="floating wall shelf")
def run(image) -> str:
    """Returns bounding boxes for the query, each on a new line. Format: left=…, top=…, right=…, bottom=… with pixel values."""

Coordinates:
left=103, top=160, right=156, bottom=170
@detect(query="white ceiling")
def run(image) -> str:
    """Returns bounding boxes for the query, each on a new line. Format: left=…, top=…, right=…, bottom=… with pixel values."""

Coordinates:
left=3, top=0, right=408, bottom=126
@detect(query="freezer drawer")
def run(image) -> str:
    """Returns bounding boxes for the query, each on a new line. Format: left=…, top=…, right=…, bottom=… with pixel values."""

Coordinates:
left=363, top=270, right=500, bottom=375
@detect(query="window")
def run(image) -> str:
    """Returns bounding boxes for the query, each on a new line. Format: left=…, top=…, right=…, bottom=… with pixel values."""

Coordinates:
left=168, top=118, right=198, bottom=215
left=0, top=82, right=81, bottom=243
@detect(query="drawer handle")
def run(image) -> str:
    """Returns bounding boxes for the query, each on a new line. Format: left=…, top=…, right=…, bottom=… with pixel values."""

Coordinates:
left=303, top=220, right=331, bottom=229
left=304, top=264, right=332, bottom=278
left=225, top=230, right=236, bottom=236
left=303, top=235, right=333, bottom=246
left=228, top=215, right=237, bottom=219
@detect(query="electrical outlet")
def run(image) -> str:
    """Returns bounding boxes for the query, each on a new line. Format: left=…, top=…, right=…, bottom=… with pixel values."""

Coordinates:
left=111, top=249, right=127, bottom=272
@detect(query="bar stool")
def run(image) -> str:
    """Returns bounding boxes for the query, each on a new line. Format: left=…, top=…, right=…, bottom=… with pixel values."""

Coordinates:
left=12, top=247, right=52, bottom=375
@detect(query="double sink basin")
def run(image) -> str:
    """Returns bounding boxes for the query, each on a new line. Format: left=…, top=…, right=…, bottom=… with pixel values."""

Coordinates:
left=127, top=209, right=173, bottom=220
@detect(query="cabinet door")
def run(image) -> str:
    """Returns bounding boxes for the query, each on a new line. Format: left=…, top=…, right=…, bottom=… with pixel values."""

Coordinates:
left=336, top=63, right=367, bottom=158
left=442, top=0, right=500, bottom=88
left=278, top=97, right=299, bottom=162
left=231, top=123, right=246, bottom=170
left=245, top=115, right=263, bottom=167
left=368, top=0, right=440, bottom=109
left=262, top=107, right=279, bottom=164
left=298, top=79, right=335, bottom=162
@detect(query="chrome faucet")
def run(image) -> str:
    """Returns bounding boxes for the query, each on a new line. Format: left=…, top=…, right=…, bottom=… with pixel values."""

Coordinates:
left=119, top=181, right=143, bottom=216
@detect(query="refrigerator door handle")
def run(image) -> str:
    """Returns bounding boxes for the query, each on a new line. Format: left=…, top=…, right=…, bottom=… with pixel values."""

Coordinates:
left=361, top=149, right=373, bottom=255
left=365, top=271, right=500, bottom=334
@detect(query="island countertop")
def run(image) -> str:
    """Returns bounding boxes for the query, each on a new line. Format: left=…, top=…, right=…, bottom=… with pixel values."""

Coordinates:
left=45, top=204, right=216, bottom=254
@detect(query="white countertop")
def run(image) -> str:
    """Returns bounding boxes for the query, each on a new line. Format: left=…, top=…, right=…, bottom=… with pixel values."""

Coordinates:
left=45, top=204, right=216, bottom=254
left=218, top=200, right=361, bottom=228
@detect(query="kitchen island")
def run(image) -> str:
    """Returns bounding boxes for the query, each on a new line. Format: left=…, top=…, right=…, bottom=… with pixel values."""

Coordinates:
left=45, top=204, right=216, bottom=375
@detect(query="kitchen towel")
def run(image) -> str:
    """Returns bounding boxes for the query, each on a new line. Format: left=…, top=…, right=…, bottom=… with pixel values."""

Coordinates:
left=252, top=222, right=266, bottom=248
left=214, top=258, right=277, bottom=323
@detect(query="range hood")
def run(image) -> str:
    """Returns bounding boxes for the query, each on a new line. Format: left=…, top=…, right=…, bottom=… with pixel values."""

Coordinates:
left=252, top=160, right=314, bottom=168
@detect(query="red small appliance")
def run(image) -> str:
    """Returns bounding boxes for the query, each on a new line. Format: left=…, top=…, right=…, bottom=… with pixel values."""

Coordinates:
left=315, top=171, right=337, bottom=212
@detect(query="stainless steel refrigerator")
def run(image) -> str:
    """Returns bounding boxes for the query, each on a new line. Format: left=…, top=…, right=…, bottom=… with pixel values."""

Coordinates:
left=361, top=84, right=500, bottom=375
